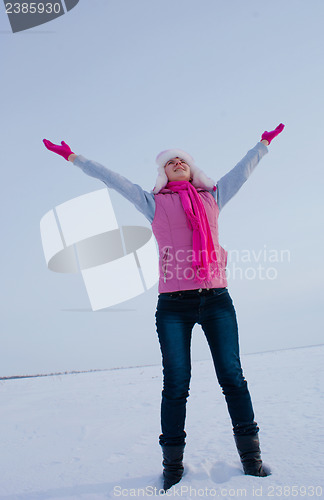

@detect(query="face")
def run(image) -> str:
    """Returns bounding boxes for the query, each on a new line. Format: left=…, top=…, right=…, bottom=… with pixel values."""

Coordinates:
left=164, top=157, right=192, bottom=182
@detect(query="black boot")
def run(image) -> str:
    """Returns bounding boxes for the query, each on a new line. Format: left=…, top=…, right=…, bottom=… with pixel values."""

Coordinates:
left=234, top=434, right=270, bottom=477
left=161, top=444, right=185, bottom=491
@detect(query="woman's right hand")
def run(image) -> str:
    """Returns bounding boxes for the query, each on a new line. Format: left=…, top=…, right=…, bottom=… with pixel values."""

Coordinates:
left=43, top=139, right=75, bottom=161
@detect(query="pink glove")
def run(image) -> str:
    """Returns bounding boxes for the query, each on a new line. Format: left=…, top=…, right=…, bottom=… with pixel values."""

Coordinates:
left=43, top=139, right=75, bottom=161
left=261, top=123, right=285, bottom=145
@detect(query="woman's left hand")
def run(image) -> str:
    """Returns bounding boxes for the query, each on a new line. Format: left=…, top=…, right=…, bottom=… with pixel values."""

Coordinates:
left=261, top=123, right=285, bottom=145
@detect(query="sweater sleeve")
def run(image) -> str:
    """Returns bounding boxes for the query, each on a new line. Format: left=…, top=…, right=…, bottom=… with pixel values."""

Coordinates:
left=215, top=142, right=268, bottom=211
left=73, top=155, right=156, bottom=223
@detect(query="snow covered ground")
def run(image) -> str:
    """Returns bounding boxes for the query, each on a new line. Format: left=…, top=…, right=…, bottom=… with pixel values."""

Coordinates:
left=1, top=346, right=323, bottom=500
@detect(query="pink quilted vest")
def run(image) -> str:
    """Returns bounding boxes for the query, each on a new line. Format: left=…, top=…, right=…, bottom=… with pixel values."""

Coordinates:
left=152, top=187, right=228, bottom=293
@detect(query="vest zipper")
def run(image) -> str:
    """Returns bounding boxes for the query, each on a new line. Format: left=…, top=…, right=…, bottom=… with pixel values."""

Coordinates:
left=162, top=247, right=169, bottom=283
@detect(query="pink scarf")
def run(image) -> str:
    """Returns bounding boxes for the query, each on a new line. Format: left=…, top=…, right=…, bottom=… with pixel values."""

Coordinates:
left=166, top=180, right=219, bottom=283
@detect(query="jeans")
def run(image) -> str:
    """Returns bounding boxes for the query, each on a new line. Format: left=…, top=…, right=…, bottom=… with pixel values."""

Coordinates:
left=155, top=288, right=259, bottom=446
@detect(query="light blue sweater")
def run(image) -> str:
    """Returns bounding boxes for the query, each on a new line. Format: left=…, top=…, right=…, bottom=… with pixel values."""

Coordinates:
left=73, top=142, right=268, bottom=223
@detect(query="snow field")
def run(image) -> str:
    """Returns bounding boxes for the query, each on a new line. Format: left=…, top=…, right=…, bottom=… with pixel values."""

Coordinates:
left=0, top=346, right=323, bottom=499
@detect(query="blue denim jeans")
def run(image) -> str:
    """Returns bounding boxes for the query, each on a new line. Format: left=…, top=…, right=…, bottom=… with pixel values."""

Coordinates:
left=155, top=288, right=259, bottom=446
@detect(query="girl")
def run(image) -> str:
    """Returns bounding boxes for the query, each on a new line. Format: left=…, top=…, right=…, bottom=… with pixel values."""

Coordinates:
left=43, top=123, right=284, bottom=490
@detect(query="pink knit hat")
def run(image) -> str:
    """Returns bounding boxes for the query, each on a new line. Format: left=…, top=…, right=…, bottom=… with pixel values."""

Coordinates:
left=152, top=148, right=215, bottom=194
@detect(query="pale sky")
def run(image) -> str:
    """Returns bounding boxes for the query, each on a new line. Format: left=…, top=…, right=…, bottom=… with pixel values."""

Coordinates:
left=1, top=0, right=323, bottom=376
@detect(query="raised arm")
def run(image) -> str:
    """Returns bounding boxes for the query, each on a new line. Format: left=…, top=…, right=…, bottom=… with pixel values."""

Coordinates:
left=215, top=124, right=284, bottom=211
left=43, top=140, right=156, bottom=223
left=216, top=142, right=268, bottom=211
